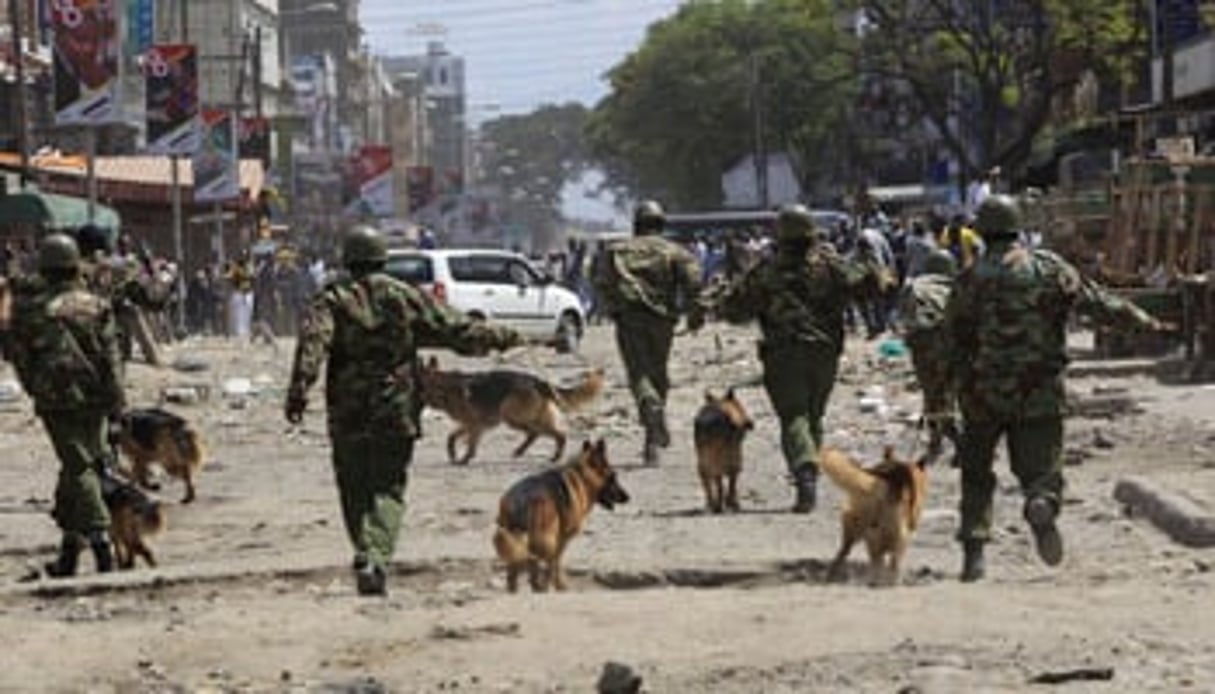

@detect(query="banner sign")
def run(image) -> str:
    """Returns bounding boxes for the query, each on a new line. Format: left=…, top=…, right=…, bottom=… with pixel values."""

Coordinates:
left=194, top=109, right=239, bottom=202
left=344, top=146, right=394, bottom=218
left=238, top=116, right=271, bottom=167
left=50, top=0, right=122, bottom=125
left=125, top=0, right=155, bottom=58
left=144, top=44, right=198, bottom=155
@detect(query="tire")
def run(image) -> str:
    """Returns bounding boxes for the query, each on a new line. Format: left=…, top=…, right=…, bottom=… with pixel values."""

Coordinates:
left=467, top=311, right=487, bottom=323
left=555, top=311, right=581, bottom=354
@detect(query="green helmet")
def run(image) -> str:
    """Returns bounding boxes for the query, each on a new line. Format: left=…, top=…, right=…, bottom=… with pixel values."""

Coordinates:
left=633, top=200, right=665, bottom=234
left=775, top=203, right=816, bottom=243
left=341, top=225, right=388, bottom=267
left=973, top=194, right=1021, bottom=238
left=922, top=250, right=958, bottom=276
left=38, top=233, right=82, bottom=272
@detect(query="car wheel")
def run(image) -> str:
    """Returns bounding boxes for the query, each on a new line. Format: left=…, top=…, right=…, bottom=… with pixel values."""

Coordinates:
left=555, top=311, right=580, bottom=354
left=467, top=311, right=487, bottom=322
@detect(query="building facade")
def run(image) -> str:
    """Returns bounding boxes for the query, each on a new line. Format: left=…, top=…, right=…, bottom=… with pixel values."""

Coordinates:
left=383, top=42, right=467, bottom=193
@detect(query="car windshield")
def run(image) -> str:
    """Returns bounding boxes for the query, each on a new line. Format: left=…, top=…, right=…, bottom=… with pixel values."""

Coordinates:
left=385, top=255, right=434, bottom=285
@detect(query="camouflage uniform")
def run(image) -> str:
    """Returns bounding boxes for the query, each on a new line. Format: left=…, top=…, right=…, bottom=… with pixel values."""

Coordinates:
left=714, top=205, right=876, bottom=512
left=947, top=197, right=1160, bottom=579
left=286, top=227, right=522, bottom=595
left=898, top=252, right=957, bottom=458
left=8, top=235, right=124, bottom=577
left=593, top=201, right=703, bottom=464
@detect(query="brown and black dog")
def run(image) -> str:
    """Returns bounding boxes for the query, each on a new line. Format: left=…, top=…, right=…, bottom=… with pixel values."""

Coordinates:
left=821, top=446, right=928, bottom=587
left=101, top=473, right=167, bottom=569
left=115, top=407, right=207, bottom=503
left=420, top=357, right=604, bottom=465
left=493, top=439, right=629, bottom=592
left=693, top=388, right=753, bottom=513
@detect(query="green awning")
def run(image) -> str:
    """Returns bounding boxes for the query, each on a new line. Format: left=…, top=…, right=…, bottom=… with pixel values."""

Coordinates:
left=0, top=188, right=121, bottom=235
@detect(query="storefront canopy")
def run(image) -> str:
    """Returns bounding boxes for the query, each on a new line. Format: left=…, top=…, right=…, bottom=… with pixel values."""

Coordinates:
left=0, top=188, right=121, bottom=236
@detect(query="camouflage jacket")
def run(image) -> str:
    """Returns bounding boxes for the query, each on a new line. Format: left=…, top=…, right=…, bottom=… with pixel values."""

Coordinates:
left=288, top=272, right=522, bottom=438
left=592, top=235, right=702, bottom=320
left=8, top=275, right=125, bottom=415
left=84, top=255, right=163, bottom=312
left=899, top=273, right=953, bottom=336
left=945, top=241, right=1158, bottom=421
left=714, top=246, right=876, bottom=355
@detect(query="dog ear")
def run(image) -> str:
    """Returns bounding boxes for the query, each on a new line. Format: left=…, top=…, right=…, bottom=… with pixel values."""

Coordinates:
left=703, top=389, right=715, bottom=404
left=915, top=455, right=929, bottom=470
left=883, top=445, right=896, bottom=463
left=426, top=356, right=438, bottom=371
left=582, top=440, right=592, bottom=454
left=726, top=387, right=735, bottom=400
left=594, top=438, right=607, bottom=457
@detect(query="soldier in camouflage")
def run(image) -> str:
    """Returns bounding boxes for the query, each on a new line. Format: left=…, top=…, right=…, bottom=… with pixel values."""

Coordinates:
left=285, top=226, right=525, bottom=596
left=76, top=225, right=164, bottom=365
left=946, top=195, right=1169, bottom=582
left=8, top=234, right=124, bottom=577
left=714, top=204, right=880, bottom=513
left=899, top=250, right=959, bottom=462
left=592, top=200, right=705, bottom=466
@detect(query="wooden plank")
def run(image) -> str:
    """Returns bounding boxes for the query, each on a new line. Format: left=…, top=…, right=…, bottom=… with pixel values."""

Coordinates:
left=1187, top=192, right=1209, bottom=274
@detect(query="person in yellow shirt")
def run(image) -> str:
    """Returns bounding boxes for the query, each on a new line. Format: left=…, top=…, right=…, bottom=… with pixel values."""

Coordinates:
left=939, top=216, right=983, bottom=269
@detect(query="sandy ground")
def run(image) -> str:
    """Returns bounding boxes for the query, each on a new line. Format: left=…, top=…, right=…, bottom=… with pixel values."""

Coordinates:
left=0, top=323, right=1213, bottom=693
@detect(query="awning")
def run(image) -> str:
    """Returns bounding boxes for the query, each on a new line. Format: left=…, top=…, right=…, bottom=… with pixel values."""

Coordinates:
left=0, top=188, right=121, bottom=235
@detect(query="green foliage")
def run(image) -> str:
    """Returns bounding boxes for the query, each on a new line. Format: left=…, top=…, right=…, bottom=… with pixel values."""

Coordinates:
left=587, top=0, right=856, bottom=209
left=478, top=103, right=591, bottom=242
left=857, top=0, right=1145, bottom=179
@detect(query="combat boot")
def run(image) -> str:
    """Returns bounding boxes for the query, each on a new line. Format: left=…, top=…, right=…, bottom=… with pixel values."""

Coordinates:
left=960, top=541, right=986, bottom=582
left=1025, top=496, right=1063, bottom=567
left=641, top=402, right=670, bottom=449
left=44, top=535, right=82, bottom=578
left=791, top=466, right=818, bottom=514
left=356, top=563, right=387, bottom=597
left=88, top=531, right=114, bottom=574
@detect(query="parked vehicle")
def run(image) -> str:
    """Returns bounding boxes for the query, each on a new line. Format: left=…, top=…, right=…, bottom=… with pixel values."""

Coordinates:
left=385, top=249, right=585, bottom=353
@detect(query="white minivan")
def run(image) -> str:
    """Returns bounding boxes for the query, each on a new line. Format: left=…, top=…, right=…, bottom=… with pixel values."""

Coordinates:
left=385, top=249, right=585, bottom=353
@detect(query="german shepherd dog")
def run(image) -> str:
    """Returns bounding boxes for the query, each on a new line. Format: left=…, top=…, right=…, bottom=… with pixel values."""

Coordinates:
left=493, top=439, right=629, bottom=592
left=419, top=357, right=605, bottom=465
left=101, top=473, right=167, bottom=569
left=821, top=446, right=928, bottom=587
left=115, top=408, right=207, bottom=503
left=693, top=388, right=753, bottom=513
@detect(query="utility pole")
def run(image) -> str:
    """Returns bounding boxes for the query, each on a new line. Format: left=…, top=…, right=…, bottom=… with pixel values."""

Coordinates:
left=7, top=0, right=29, bottom=188
left=749, top=52, right=768, bottom=209
left=171, top=0, right=189, bottom=332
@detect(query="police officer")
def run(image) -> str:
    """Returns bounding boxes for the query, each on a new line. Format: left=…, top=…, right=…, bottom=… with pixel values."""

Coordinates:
left=285, top=226, right=525, bottom=596
left=714, top=204, right=879, bottom=512
left=592, top=200, right=705, bottom=466
left=947, top=195, right=1170, bottom=581
left=9, top=234, right=124, bottom=577
left=899, top=250, right=959, bottom=461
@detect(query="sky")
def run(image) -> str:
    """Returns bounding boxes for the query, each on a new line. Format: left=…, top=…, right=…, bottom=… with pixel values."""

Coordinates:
left=360, top=0, right=683, bottom=120
left=360, top=0, right=685, bottom=223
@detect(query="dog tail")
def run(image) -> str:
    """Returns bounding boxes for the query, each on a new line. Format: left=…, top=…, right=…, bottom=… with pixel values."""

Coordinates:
left=555, top=368, right=605, bottom=411
left=870, top=462, right=922, bottom=529
left=170, top=422, right=205, bottom=468
left=493, top=523, right=531, bottom=565
left=819, top=448, right=885, bottom=497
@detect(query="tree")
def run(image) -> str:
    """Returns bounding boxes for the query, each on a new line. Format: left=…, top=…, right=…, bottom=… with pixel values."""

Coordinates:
left=478, top=103, right=591, bottom=246
left=587, top=0, right=856, bottom=209
left=854, top=0, right=1144, bottom=182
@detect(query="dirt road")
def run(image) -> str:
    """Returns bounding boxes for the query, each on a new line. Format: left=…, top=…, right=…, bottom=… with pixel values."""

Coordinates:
left=0, top=325, right=1212, bottom=692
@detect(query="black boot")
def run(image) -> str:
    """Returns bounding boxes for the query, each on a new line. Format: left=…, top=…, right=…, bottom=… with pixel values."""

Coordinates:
left=641, top=402, right=670, bottom=449
left=356, top=563, right=387, bottom=596
left=960, top=540, right=986, bottom=583
left=1025, top=496, right=1064, bottom=567
left=88, top=531, right=114, bottom=574
left=791, top=466, right=818, bottom=514
left=44, top=535, right=82, bottom=578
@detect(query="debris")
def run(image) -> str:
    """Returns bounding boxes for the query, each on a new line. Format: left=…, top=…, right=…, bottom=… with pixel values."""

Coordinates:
left=597, top=661, right=643, bottom=694
left=0, top=379, right=24, bottom=403
left=1028, top=666, right=1114, bottom=685
left=221, top=378, right=254, bottom=398
left=1114, top=477, right=1215, bottom=548
left=160, top=386, right=204, bottom=405
left=170, top=356, right=210, bottom=373
left=429, top=622, right=520, bottom=641
left=1066, top=394, right=1144, bottom=420
left=878, top=338, right=908, bottom=359
left=1092, top=430, right=1116, bottom=450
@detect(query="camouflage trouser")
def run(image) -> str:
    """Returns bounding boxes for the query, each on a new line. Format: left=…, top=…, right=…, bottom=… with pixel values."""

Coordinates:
left=613, top=310, right=676, bottom=420
left=761, top=342, right=839, bottom=476
left=906, top=331, right=956, bottom=449
left=41, top=411, right=112, bottom=536
left=956, top=416, right=1064, bottom=544
left=331, top=431, right=414, bottom=570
